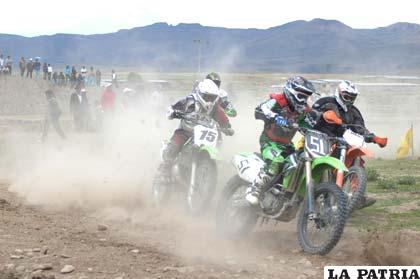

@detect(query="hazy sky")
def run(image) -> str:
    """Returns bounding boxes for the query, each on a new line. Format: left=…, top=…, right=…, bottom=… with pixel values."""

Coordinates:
left=2, top=0, right=419, bottom=36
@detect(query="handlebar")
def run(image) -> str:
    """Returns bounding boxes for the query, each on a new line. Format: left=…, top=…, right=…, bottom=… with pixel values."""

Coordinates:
left=290, top=123, right=349, bottom=146
left=341, top=123, right=369, bottom=135
left=177, top=111, right=221, bottom=130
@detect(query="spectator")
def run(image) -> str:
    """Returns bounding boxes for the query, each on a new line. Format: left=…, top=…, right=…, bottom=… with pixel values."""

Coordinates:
left=95, top=69, right=101, bottom=86
left=5, top=56, right=12, bottom=75
left=111, top=69, right=118, bottom=88
left=101, top=84, right=116, bottom=114
left=19, top=57, right=26, bottom=77
left=0, top=54, right=4, bottom=74
left=64, top=65, right=71, bottom=85
left=58, top=72, right=65, bottom=86
left=42, top=63, right=48, bottom=80
left=26, top=58, right=34, bottom=78
left=80, top=66, right=87, bottom=81
left=69, top=84, right=89, bottom=131
left=41, top=89, right=66, bottom=142
left=70, top=66, right=77, bottom=87
left=33, top=58, right=41, bottom=79
left=47, top=64, right=53, bottom=80
left=76, top=73, right=84, bottom=88
left=88, top=66, right=95, bottom=86
left=52, top=71, right=58, bottom=85
left=80, top=88, right=92, bottom=130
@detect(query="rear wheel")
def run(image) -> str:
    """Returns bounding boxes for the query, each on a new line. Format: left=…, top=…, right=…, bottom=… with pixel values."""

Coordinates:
left=297, top=182, right=347, bottom=255
left=216, top=175, right=257, bottom=239
left=342, top=166, right=367, bottom=214
left=186, top=155, right=217, bottom=216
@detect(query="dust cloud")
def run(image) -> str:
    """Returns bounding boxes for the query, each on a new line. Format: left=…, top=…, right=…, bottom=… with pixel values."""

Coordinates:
left=0, top=76, right=417, bottom=214
left=2, top=102, right=171, bottom=210
left=0, top=80, right=265, bottom=212
left=0, top=74, right=419, bottom=268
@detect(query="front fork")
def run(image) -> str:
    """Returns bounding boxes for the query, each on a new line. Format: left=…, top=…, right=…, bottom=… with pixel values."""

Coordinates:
left=304, top=151, right=316, bottom=220
left=189, top=156, right=197, bottom=193
left=336, top=147, right=347, bottom=187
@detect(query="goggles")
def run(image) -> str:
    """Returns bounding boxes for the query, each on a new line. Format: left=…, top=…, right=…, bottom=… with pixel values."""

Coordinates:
left=202, top=94, right=218, bottom=102
left=295, top=91, right=311, bottom=102
left=340, top=91, right=357, bottom=102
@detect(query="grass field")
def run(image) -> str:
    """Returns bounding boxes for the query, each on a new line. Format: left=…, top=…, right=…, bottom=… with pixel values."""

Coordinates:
left=349, top=158, right=420, bottom=231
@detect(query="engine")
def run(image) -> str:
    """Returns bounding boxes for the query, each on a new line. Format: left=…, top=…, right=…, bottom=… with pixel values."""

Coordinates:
left=261, top=183, right=287, bottom=215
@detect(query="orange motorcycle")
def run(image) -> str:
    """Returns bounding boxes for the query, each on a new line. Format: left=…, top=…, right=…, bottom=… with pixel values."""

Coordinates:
left=322, top=111, right=388, bottom=212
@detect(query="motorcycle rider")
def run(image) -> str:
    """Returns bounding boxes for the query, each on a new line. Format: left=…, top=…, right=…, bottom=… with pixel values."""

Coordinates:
left=307, top=80, right=387, bottom=208
left=245, top=76, right=316, bottom=205
left=156, top=79, right=234, bottom=184
left=205, top=72, right=237, bottom=117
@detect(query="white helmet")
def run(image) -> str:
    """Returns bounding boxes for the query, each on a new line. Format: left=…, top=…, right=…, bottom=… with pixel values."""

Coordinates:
left=196, top=79, right=220, bottom=112
left=335, top=80, right=358, bottom=111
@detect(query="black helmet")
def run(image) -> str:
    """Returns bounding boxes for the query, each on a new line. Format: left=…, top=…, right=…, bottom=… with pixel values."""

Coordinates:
left=283, top=76, right=316, bottom=113
left=205, top=72, right=221, bottom=88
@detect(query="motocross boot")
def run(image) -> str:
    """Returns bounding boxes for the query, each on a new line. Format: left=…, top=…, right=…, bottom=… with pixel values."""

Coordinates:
left=155, top=142, right=180, bottom=185
left=245, top=170, right=272, bottom=205
left=354, top=195, right=376, bottom=210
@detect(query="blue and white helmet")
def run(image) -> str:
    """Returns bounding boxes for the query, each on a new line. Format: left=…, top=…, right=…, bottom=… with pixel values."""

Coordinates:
left=335, top=80, right=359, bottom=111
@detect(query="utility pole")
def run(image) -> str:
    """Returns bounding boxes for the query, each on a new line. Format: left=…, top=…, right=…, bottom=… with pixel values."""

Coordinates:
left=193, top=39, right=208, bottom=75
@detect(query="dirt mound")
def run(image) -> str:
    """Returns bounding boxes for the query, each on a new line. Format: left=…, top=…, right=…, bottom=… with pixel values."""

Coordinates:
left=364, top=230, right=420, bottom=265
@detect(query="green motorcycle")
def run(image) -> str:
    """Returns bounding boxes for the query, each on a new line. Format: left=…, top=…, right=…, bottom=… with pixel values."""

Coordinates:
left=153, top=112, right=225, bottom=216
left=216, top=126, right=348, bottom=255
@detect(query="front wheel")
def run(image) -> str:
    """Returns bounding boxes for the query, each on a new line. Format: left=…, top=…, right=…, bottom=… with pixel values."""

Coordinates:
left=186, top=155, right=217, bottom=216
left=152, top=172, right=171, bottom=207
left=297, top=182, right=347, bottom=255
left=216, top=175, right=258, bottom=239
left=342, top=166, right=367, bottom=214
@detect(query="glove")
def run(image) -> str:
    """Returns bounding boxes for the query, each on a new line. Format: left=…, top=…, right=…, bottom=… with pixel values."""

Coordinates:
left=222, top=128, right=235, bottom=136
left=373, top=136, right=388, bottom=148
left=365, top=133, right=388, bottom=148
left=274, top=115, right=289, bottom=127
left=166, top=108, right=175, bottom=119
left=173, top=110, right=183, bottom=119
left=167, top=108, right=182, bottom=119
left=364, top=133, right=375, bottom=143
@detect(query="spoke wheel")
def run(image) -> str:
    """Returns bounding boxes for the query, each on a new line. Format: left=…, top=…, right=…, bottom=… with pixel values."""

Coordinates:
left=186, top=156, right=217, bottom=216
left=297, top=182, right=347, bottom=255
left=342, top=166, right=367, bottom=213
left=216, top=175, right=258, bottom=239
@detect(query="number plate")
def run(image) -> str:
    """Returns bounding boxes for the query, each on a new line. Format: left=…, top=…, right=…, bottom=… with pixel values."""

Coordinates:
left=232, top=154, right=265, bottom=183
left=304, top=130, right=331, bottom=158
left=194, top=125, right=219, bottom=147
left=343, top=129, right=366, bottom=148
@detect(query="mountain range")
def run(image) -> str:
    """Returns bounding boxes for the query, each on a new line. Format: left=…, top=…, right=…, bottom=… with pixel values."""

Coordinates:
left=1, top=19, right=420, bottom=73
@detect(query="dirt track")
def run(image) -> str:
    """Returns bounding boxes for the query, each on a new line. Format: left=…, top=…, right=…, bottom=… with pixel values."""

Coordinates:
left=0, top=181, right=342, bottom=279
left=2, top=178, right=419, bottom=279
